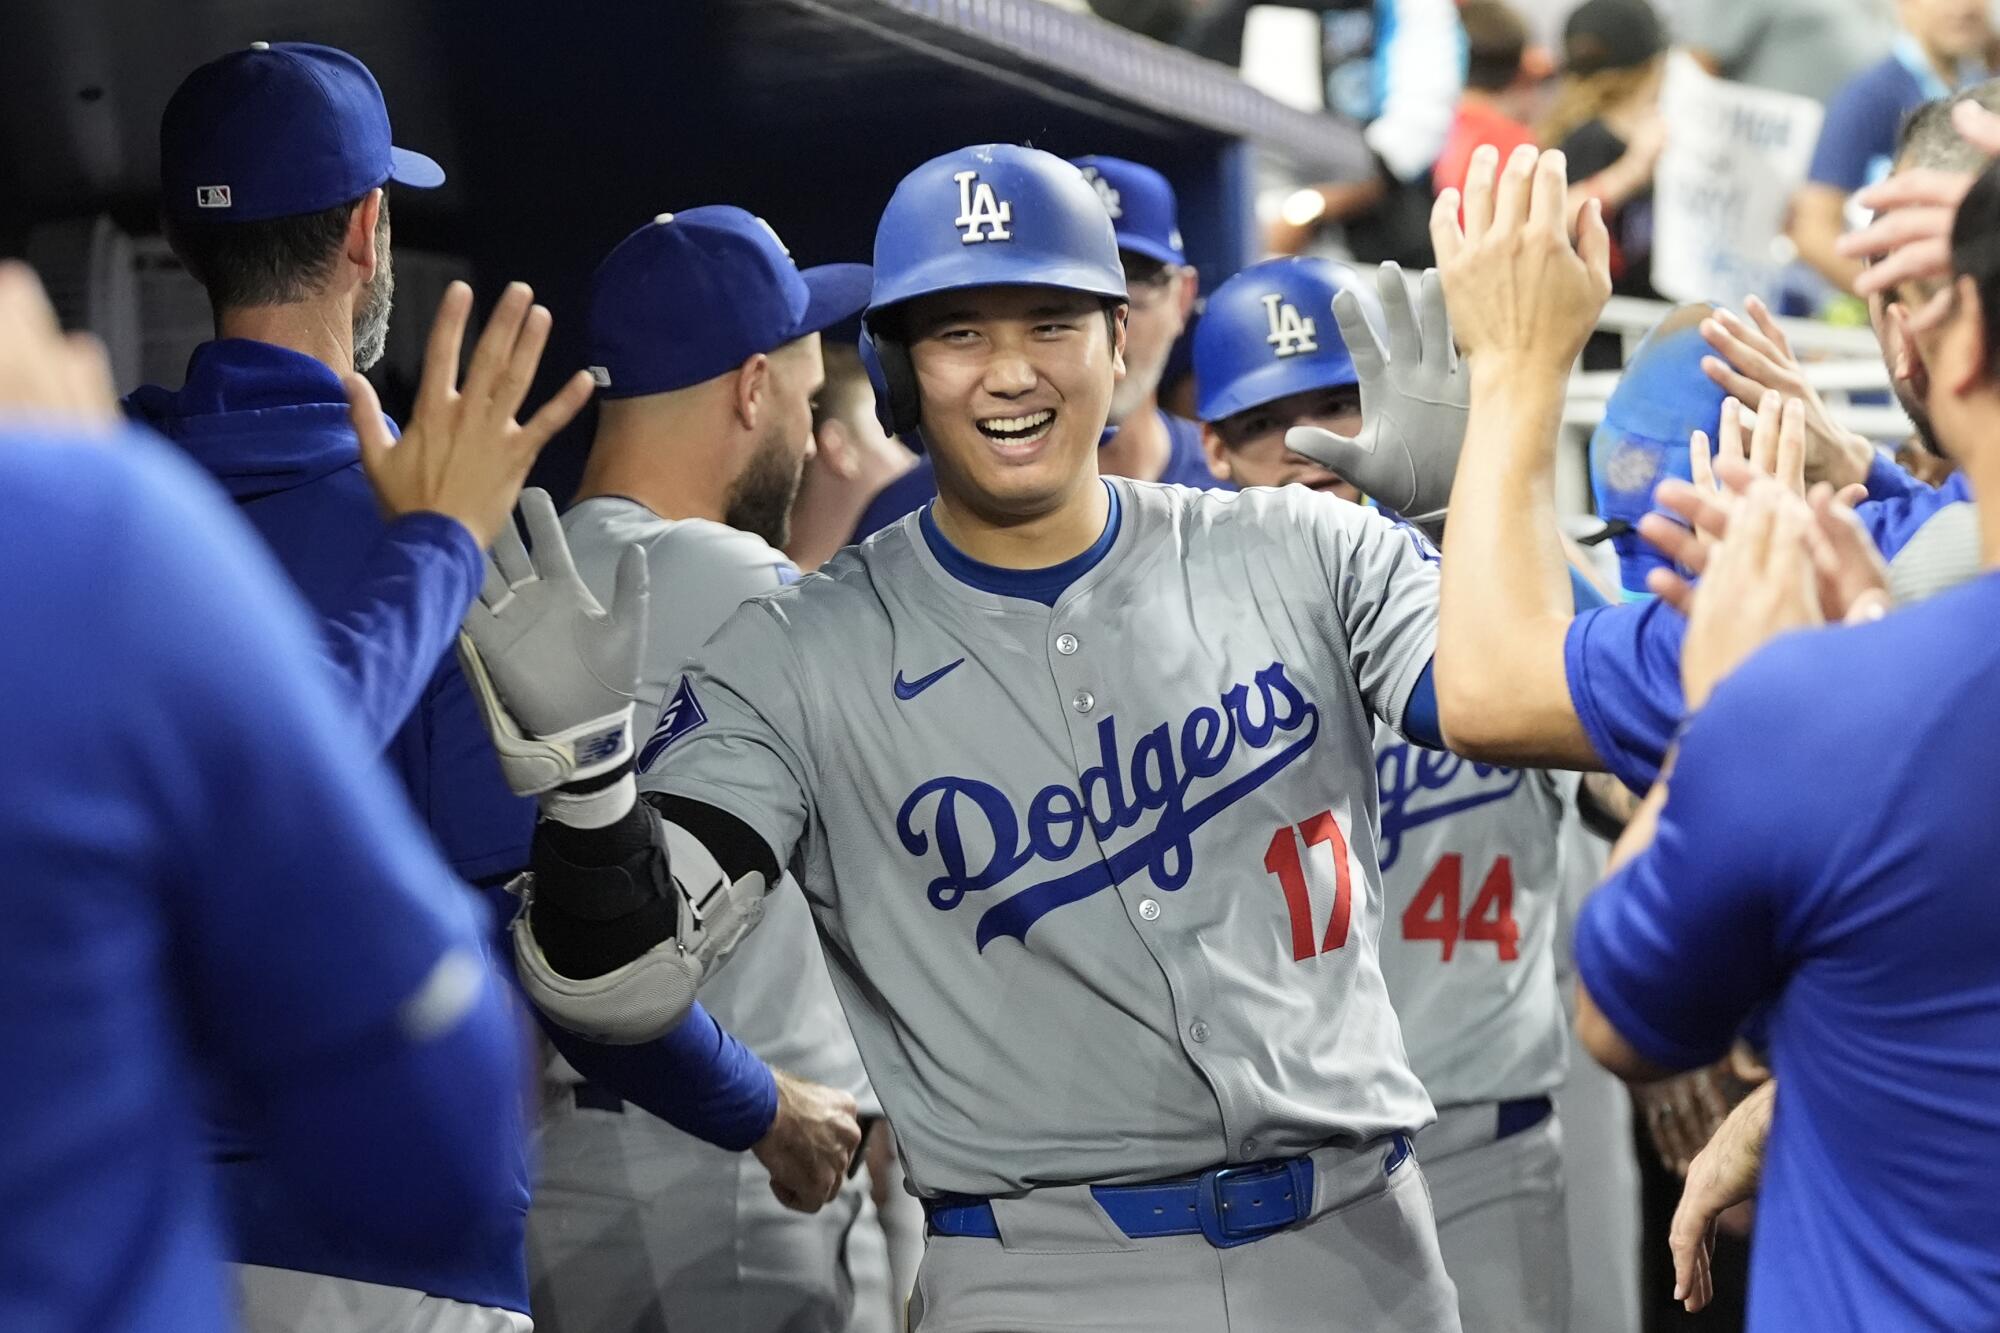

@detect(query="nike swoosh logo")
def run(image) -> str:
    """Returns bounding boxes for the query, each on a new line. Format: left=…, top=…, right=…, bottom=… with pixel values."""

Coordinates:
left=894, top=659, right=965, bottom=701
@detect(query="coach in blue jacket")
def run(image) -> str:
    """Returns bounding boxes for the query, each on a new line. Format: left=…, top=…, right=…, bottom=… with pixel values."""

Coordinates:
left=126, top=41, right=840, bottom=1331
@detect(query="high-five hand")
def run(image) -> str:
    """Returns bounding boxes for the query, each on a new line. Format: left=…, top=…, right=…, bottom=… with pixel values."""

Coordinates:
left=1432, top=143, right=1612, bottom=376
left=1285, top=263, right=1468, bottom=539
left=345, top=280, right=596, bottom=551
left=458, top=489, right=649, bottom=803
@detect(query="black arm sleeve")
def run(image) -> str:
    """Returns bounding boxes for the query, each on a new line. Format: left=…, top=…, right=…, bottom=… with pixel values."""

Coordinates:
left=528, top=789, right=783, bottom=979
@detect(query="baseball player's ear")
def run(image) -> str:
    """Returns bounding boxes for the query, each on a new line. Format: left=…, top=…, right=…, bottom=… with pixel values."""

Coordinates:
left=1108, top=303, right=1129, bottom=374
left=1198, top=424, right=1232, bottom=483
left=814, top=418, right=859, bottom=481
left=733, top=353, right=771, bottom=431
left=1946, top=275, right=1988, bottom=396
left=345, top=188, right=385, bottom=276
left=1175, top=269, right=1199, bottom=322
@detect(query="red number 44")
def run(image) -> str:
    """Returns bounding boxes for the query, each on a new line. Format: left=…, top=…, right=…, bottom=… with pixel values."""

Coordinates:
left=1402, top=854, right=1519, bottom=962
left=1263, top=811, right=1353, bottom=963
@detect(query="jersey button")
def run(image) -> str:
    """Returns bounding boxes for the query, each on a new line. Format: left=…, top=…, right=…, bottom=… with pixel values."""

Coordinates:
left=1055, top=632, right=1079, bottom=655
left=1138, top=897, right=1161, bottom=921
left=1072, top=689, right=1095, bottom=714
left=1188, top=1020, right=1210, bottom=1044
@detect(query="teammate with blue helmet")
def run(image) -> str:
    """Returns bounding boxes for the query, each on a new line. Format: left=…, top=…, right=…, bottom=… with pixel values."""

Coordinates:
left=1192, top=256, right=1377, bottom=500
left=1584, top=308, right=1726, bottom=601
left=1196, top=253, right=1595, bottom=1331
left=457, top=142, right=1473, bottom=1330
left=849, top=153, right=1220, bottom=543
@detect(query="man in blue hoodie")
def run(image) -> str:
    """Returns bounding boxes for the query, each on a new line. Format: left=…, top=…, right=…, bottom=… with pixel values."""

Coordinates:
left=128, top=41, right=840, bottom=1332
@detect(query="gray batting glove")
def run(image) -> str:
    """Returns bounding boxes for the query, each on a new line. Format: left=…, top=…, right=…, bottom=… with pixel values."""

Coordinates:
left=458, top=488, right=649, bottom=803
left=1285, top=263, right=1468, bottom=542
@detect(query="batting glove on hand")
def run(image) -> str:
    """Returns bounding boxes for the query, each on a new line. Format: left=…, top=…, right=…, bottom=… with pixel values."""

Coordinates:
left=459, top=488, right=648, bottom=802
left=1285, top=264, right=1467, bottom=542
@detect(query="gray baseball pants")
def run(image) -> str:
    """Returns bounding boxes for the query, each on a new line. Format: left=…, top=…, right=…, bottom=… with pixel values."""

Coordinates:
left=906, top=1141, right=1461, bottom=1332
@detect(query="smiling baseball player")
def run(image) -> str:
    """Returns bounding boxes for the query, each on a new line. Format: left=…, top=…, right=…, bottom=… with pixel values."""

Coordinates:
left=457, top=145, right=1475, bottom=1331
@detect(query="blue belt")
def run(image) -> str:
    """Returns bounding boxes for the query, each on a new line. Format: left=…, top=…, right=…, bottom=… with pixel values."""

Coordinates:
left=1496, top=1095, right=1553, bottom=1141
left=924, top=1133, right=1412, bottom=1250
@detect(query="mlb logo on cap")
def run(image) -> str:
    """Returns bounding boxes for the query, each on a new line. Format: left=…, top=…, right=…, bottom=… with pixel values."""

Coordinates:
left=160, top=41, right=444, bottom=223
left=1068, top=155, right=1186, bottom=266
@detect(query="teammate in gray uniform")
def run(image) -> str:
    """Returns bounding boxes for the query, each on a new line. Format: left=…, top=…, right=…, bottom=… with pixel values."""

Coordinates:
left=526, top=209, right=880, bottom=1333
left=459, top=146, right=1477, bottom=1331
left=1200, top=256, right=1576, bottom=1330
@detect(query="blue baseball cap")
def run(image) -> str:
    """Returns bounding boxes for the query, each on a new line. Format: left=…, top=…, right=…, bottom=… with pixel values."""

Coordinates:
left=1070, top=156, right=1186, bottom=267
left=1193, top=256, right=1379, bottom=423
left=585, top=207, right=872, bottom=399
left=161, top=42, right=443, bottom=223
left=1587, top=313, right=1724, bottom=597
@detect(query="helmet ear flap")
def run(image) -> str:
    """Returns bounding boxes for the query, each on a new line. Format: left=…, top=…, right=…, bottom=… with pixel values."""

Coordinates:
left=859, top=325, right=922, bottom=442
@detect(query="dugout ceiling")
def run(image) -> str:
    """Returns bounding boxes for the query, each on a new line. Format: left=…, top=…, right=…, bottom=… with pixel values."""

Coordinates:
left=0, top=0, right=1369, bottom=491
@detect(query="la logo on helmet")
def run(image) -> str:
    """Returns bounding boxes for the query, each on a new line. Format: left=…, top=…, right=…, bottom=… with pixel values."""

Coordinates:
left=1081, top=168, right=1123, bottom=220
left=953, top=170, right=1013, bottom=243
left=1262, top=294, right=1318, bottom=357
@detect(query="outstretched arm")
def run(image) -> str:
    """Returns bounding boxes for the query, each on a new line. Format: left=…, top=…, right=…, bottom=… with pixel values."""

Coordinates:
left=321, top=281, right=595, bottom=752
left=1430, top=144, right=1612, bottom=768
left=456, top=489, right=786, bottom=1047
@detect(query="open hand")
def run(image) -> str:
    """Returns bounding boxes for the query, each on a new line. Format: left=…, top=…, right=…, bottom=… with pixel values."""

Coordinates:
left=345, top=280, right=595, bottom=551
left=1699, top=299, right=1872, bottom=488
left=1284, top=263, right=1467, bottom=538
left=1432, top=144, right=1613, bottom=376
left=1841, top=102, right=2000, bottom=314
left=1677, top=479, right=1823, bottom=711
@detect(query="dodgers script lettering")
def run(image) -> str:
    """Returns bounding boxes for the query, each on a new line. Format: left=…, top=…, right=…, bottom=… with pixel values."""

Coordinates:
left=897, top=662, right=1321, bottom=949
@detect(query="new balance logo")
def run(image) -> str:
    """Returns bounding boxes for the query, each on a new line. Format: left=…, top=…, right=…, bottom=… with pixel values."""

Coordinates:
left=196, top=185, right=233, bottom=210
left=893, top=658, right=964, bottom=701
left=953, top=171, right=1012, bottom=243
left=1081, top=167, right=1122, bottom=220
left=1262, top=293, right=1317, bottom=356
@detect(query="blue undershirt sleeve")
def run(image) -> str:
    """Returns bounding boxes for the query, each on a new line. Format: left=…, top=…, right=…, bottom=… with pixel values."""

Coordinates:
left=474, top=887, right=778, bottom=1150
left=543, top=1009, right=779, bottom=1152
left=1407, top=564, right=1606, bottom=752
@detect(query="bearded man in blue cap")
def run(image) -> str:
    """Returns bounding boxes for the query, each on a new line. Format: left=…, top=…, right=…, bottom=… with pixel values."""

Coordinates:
left=126, top=42, right=784, bottom=1332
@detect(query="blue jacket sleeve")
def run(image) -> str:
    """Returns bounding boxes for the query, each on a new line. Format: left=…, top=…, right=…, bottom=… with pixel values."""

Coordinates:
left=318, top=511, right=487, bottom=754
left=115, top=438, right=527, bottom=1256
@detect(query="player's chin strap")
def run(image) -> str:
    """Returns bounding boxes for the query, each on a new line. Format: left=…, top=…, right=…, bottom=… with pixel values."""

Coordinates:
left=508, top=817, right=767, bottom=1045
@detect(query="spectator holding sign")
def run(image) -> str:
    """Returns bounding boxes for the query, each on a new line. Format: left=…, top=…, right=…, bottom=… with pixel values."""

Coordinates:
left=1790, top=0, right=1994, bottom=294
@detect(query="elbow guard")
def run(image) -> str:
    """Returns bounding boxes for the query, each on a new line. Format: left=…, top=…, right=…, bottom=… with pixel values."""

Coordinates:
left=510, top=818, right=767, bottom=1044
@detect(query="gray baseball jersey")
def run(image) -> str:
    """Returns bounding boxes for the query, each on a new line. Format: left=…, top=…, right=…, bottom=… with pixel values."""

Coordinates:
left=640, top=477, right=1441, bottom=1198
left=561, top=497, right=870, bottom=1104
left=1372, top=728, right=1571, bottom=1107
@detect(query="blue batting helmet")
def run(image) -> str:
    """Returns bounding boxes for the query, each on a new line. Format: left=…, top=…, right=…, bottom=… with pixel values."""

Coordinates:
left=1587, top=310, right=1724, bottom=599
left=1192, top=257, right=1378, bottom=424
left=861, top=144, right=1128, bottom=438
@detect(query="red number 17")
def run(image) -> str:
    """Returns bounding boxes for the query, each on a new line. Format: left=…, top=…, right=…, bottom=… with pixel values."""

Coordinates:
left=1263, top=811, right=1353, bottom=963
